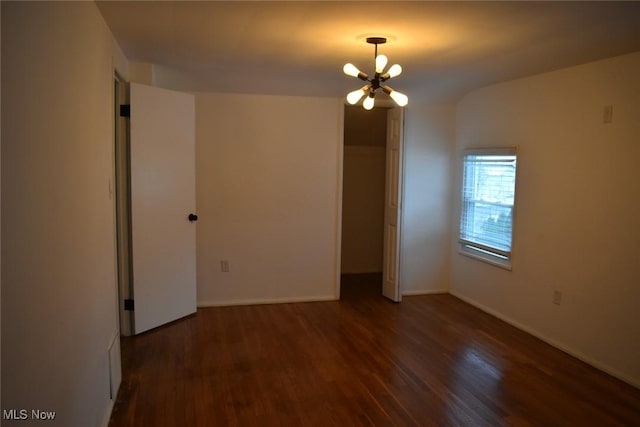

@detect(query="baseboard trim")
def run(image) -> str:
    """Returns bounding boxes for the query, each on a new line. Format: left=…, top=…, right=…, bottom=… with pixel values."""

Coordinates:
left=198, top=295, right=337, bottom=308
left=101, top=330, right=121, bottom=427
left=449, top=290, right=640, bottom=390
left=402, top=289, right=448, bottom=296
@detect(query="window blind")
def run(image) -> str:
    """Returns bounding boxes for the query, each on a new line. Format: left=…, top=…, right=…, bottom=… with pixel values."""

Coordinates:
left=460, top=148, right=517, bottom=260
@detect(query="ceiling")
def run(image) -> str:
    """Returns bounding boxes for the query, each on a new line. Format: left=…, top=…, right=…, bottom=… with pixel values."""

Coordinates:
left=97, top=1, right=640, bottom=102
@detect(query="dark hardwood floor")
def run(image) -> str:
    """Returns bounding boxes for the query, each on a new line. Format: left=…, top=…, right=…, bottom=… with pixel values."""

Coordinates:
left=109, top=273, right=640, bottom=426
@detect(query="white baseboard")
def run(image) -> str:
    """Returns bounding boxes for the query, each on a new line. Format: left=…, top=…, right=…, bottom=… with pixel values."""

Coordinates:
left=402, top=289, right=448, bottom=296
left=108, top=333, right=122, bottom=401
left=198, top=294, right=337, bottom=308
left=449, top=290, right=640, bottom=390
left=101, top=330, right=122, bottom=427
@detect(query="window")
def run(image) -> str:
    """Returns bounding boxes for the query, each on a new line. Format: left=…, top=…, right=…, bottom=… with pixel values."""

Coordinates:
left=459, top=148, right=517, bottom=268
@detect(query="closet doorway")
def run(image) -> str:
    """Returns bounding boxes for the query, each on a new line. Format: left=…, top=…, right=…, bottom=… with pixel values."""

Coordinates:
left=340, top=105, right=404, bottom=301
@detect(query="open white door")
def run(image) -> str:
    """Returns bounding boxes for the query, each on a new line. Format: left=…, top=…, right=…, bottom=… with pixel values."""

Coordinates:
left=130, top=83, right=197, bottom=334
left=382, top=107, right=404, bottom=302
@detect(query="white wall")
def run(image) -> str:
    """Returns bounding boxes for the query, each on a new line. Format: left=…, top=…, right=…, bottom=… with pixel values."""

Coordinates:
left=129, top=62, right=154, bottom=86
left=401, top=104, right=456, bottom=295
left=195, top=93, right=342, bottom=306
left=451, top=52, right=640, bottom=387
left=2, top=2, right=121, bottom=425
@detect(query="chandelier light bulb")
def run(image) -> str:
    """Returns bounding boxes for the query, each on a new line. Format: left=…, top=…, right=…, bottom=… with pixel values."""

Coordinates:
left=375, top=54, right=388, bottom=73
left=346, top=86, right=369, bottom=105
left=387, top=64, right=402, bottom=78
left=343, top=63, right=361, bottom=78
left=389, top=90, right=408, bottom=107
left=363, top=94, right=375, bottom=110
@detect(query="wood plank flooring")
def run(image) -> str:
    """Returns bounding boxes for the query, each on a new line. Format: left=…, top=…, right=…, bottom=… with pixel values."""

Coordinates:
left=109, top=273, right=640, bottom=426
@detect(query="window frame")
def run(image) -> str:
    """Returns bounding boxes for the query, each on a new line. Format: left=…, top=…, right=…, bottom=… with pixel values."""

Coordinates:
left=458, top=147, right=518, bottom=270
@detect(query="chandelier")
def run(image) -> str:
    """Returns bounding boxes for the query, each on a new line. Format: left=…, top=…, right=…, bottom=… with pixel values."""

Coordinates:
left=343, top=37, right=408, bottom=110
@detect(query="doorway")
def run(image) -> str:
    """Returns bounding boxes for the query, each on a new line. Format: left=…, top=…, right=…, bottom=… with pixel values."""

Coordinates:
left=340, top=106, right=389, bottom=295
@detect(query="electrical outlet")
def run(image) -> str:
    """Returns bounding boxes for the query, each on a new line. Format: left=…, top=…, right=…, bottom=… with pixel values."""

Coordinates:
left=553, top=290, right=562, bottom=306
left=220, top=260, right=229, bottom=273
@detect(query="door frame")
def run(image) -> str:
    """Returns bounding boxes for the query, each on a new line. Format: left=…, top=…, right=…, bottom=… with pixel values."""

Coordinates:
left=113, top=73, right=133, bottom=336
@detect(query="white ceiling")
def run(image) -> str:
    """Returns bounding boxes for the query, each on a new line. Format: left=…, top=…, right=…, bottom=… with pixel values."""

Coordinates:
left=97, top=1, right=640, bottom=102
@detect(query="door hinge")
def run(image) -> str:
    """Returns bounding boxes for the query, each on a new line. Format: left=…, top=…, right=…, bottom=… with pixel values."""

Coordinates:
left=119, top=104, right=130, bottom=117
left=124, top=299, right=135, bottom=311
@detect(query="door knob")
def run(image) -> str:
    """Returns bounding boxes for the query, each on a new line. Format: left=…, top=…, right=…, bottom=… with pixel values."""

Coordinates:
left=188, top=213, right=198, bottom=222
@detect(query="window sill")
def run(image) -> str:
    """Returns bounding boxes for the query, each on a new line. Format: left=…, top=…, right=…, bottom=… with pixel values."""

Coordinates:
left=458, top=245, right=512, bottom=271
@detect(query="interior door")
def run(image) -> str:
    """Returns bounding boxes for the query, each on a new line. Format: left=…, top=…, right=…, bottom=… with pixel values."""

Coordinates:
left=382, top=107, right=404, bottom=302
left=130, top=82, right=197, bottom=334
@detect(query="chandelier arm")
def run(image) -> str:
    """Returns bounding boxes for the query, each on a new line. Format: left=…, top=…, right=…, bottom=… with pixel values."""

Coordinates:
left=373, top=43, right=380, bottom=80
